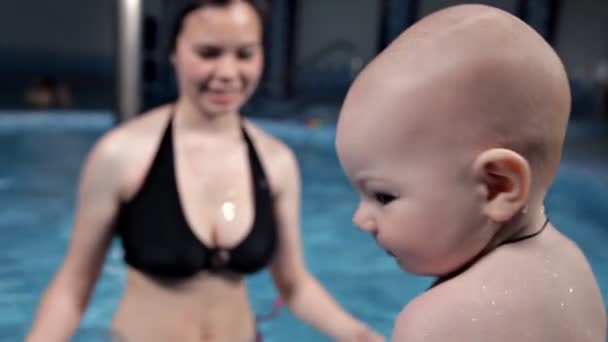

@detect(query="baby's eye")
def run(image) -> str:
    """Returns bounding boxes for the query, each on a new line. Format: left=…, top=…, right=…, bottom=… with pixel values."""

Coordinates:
left=374, top=192, right=396, bottom=205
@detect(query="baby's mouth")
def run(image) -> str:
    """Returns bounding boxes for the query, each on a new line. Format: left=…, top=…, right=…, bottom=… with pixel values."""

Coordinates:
left=373, top=234, right=395, bottom=257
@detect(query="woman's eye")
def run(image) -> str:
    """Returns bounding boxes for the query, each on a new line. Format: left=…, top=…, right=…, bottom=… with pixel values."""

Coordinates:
left=374, top=192, right=396, bottom=205
left=236, top=49, right=254, bottom=60
left=197, top=47, right=222, bottom=59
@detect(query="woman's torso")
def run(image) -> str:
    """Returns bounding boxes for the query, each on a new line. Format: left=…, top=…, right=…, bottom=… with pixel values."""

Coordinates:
left=111, top=270, right=256, bottom=341
left=106, top=105, right=282, bottom=341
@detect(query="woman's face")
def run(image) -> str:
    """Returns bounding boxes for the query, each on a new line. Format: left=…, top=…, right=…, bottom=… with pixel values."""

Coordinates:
left=172, top=2, right=264, bottom=116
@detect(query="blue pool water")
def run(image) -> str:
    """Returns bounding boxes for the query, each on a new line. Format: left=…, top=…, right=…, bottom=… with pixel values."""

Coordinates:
left=0, top=112, right=607, bottom=341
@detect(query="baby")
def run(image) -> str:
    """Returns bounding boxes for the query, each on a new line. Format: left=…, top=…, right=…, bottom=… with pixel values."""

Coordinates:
left=336, top=4, right=606, bottom=341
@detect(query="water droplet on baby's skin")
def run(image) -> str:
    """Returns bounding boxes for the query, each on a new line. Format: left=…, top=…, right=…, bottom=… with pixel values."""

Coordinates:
left=568, top=287, right=574, bottom=294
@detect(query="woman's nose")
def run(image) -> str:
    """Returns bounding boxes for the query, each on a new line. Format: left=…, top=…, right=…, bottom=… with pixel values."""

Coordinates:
left=215, top=55, right=239, bottom=80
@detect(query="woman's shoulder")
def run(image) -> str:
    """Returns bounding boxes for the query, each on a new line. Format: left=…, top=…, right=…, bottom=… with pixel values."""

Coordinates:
left=110, top=104, right=172, bottom=140
left=243, top=119, right=297, bottom=167
left=242, top=120, right=299, bottom=191
left=87, top=104, right=172, bottom=169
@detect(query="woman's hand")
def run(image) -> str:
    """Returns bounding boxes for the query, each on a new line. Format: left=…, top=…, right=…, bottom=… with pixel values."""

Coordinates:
left=339, top=325, right=385, bottom=342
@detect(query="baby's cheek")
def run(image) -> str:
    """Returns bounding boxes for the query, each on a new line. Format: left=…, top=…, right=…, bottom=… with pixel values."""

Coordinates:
left=389, top=223, right=426, bottom=254
left=396, top=222, right=452, bottom=263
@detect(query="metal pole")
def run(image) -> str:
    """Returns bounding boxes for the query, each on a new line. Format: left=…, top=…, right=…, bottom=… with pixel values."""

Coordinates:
left=116, top=0, right=142, bottom=122
left=265, top=0, right=290, bottom=99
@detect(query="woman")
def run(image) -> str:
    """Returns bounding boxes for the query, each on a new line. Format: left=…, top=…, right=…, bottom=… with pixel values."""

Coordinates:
left=27, top=1, right=383, bottom=341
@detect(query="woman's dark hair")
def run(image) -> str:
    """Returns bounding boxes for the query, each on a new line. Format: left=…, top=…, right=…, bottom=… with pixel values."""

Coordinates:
left=169, top=0, right=268, bottom=53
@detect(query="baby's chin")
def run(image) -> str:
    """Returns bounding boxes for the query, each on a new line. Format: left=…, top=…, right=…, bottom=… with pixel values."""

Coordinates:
left=386, top=250, right=432, bottom=275
left=383, top=248, right=410, bottom=271
left=392, top=256, right=414, bottom=273
left=378, top=241, right=431, bottom=273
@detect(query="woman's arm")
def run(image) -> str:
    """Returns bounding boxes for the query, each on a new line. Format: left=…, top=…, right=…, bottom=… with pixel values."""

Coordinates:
left=268, top=147, right=384, bottom=341
left=26, top=132, right=125, bottom=342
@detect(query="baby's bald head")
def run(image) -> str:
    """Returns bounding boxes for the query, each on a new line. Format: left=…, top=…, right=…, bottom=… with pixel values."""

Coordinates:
left=336, top=5, right=571, bottom=274
left=337, top=4, right=570, bottom=195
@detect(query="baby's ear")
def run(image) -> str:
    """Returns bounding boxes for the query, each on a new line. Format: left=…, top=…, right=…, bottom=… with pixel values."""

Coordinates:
left=472, top=148, right=530, bottom=222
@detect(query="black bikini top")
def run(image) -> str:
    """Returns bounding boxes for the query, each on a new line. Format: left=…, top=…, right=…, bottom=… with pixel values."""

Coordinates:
left=115, top=116, right=278, bottom=278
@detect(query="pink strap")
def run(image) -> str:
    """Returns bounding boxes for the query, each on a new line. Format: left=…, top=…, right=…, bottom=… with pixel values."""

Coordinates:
left=255, top=297, right=284, bottom=323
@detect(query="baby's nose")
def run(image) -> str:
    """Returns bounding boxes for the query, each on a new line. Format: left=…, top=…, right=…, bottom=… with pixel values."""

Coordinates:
left=352, top=204, right=376, bottom=233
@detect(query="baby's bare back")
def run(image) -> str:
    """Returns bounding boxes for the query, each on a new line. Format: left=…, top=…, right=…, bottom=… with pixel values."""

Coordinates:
left=394, top=226, right=606, bottom=341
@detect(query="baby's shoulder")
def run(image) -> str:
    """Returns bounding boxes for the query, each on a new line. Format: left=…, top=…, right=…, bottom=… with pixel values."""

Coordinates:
left=392, top=232, right=606, bottom=341
left=392, top=280, right=532, bottom=341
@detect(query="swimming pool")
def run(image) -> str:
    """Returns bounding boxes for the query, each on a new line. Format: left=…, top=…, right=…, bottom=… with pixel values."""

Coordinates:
left=0, top=112, right=606, bottom=341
